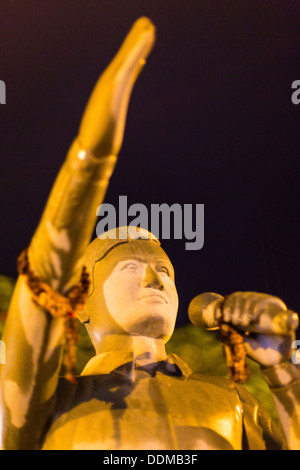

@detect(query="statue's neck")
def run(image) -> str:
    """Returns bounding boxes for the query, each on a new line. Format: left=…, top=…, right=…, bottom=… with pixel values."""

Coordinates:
left=93, top=334, right=167, bottom=363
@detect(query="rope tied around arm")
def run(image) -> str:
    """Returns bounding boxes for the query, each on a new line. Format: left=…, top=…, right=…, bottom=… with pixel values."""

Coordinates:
left=218, top=296, right=250, bottom=385
left=17, top=248, right=90, bottom=383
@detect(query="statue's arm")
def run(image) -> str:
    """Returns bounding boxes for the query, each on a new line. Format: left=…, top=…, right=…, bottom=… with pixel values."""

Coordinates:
left=262, top=362, right=300, bottom=450
left=202, top=291, right=300, bottom=449
left=0, top=18, right=155, bottom=449
left=29, top=16, right=155, bottom=294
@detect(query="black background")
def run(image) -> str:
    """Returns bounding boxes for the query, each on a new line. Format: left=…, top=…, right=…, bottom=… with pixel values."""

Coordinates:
left=0, top=1, right=299, bottom=335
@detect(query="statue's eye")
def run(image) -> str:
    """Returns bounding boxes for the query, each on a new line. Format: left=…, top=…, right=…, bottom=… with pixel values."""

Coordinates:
left=157, top=266, right=170, bottom=276
left=121, top=262, right=138, bottom=271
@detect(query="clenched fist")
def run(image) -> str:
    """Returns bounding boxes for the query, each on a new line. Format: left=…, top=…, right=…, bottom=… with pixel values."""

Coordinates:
left=189, top=291, right=299, bottom=368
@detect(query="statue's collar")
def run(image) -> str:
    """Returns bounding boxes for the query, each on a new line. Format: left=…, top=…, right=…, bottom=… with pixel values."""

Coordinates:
left=80, top=351, right=193, bottom=380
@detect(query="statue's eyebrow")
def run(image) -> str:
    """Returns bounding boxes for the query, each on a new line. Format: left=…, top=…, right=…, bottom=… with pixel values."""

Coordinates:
left=118, top=256, right=146, bottom=264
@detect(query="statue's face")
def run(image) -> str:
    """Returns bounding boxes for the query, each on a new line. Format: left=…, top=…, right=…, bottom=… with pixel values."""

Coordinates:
left=86, top=240, right=179, bottom=343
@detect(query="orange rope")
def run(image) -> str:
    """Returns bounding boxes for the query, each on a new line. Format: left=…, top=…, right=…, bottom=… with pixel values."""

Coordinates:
left=218, top=297, right=250, bottom=385
left=17, top=248, right=90, bottom=383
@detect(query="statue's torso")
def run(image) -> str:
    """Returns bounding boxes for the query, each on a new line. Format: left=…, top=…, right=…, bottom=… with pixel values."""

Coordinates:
left=43, top=370, right=244, bottom=450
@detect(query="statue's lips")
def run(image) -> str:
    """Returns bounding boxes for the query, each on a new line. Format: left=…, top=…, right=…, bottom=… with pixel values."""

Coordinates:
left=138, top=292, right=168, bottom=304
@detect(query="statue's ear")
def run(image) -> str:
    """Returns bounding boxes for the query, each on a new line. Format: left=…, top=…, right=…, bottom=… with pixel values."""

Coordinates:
left=76, top=308, right=90, bottom=324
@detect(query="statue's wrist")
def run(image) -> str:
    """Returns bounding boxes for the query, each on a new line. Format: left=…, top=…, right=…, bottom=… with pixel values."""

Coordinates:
left=66, top=138, right=117, bottom=181
left=262, top=361, right=300, bottom=388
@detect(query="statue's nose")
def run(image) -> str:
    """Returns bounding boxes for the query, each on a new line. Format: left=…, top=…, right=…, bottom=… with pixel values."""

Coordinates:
left=142, top=266, right=164, bottom=290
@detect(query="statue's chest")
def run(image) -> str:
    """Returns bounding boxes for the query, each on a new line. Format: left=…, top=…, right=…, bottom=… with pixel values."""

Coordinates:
left=43, top=372, right=243, bottom=450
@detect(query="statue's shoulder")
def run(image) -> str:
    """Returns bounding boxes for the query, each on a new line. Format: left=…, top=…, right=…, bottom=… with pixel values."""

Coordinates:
left=168, top=353, right=236, bottom=391
left=188, top=371, right=235, bottom=391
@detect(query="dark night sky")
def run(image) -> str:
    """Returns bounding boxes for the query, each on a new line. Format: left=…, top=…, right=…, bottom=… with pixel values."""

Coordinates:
left=0, top=1, right=299, bottom=334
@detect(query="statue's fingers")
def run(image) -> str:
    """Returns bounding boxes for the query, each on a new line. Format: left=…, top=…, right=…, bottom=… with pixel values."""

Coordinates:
left=230, top=294, right=248, bottom=326
left=222, top=292, right=243, bottom=323
left=243, top=296, right=293, bottom=335
left=242, top=309, right=299, bottom=336
left=105, top=17, right=156, bottom=83
left=253, top=295, right=287, bottom=318
left=78, top=17, right=155, bottom=157
left=269, top=309, right=299, bottom=335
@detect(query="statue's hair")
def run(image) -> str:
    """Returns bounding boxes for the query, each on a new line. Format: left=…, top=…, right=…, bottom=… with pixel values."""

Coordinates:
left=84, top=226, right=160, bottom=296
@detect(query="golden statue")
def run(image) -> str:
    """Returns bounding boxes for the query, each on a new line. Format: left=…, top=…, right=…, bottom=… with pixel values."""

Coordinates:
left=0, top=17, right=299, bottom=450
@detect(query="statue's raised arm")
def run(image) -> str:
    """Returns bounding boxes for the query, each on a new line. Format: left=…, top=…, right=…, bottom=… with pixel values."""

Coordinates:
left=30, top=16, right=155, bottom=292
left=0, top=18, right=155, bottom=450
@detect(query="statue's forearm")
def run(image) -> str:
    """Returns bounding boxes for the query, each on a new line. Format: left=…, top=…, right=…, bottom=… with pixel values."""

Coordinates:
left=0, top=277, right=65, bottom=449
left=262, top=362, right=300, bottom=449
left=28, top=138, right=117, bottom=293
left=0, top=141, right=118, bottom=449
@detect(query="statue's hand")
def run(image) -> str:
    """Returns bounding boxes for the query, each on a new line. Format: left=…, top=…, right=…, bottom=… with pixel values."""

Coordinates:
left=218, top=292, right=299, bottom=367
left=77, top=17, right=155, bottom=158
